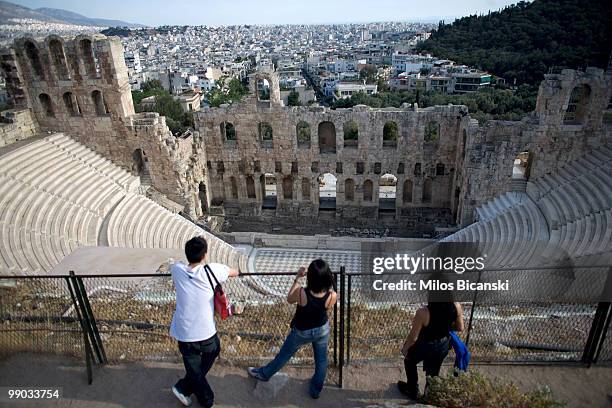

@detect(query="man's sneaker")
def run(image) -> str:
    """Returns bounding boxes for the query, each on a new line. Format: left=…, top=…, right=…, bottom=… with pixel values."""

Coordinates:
left=397, top=381, right=418, bottom=400
left=172, top=385, right=192, bottom=407
left=247, top=367, right=268, bottom=381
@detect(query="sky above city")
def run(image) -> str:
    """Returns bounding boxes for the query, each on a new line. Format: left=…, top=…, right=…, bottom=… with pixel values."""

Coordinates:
left=15, top=0, right=525, bottom=26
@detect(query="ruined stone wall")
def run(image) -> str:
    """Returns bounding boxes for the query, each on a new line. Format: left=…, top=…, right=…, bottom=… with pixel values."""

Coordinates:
left=196, top=82, right=470, bottom=229
left=0, top=35, right=204, bottom=213
left=0, top=108, right=39, bottom=148
left=457, top=68, right=612, bottom=225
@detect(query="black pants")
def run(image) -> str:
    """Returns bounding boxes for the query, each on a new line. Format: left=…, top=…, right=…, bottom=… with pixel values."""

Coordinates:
left=175, top=334, right=220, bottom=408
left=404, top=337, right=450, bottom=397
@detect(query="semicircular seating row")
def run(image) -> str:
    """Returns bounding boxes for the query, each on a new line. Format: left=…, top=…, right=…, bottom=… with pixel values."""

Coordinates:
left=439, top=145, right=612, bottom=268
left=0, top=133, right=247, bottom=275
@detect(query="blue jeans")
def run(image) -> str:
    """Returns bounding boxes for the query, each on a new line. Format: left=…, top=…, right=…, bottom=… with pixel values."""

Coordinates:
left=260, top=322, right=330, bottom=397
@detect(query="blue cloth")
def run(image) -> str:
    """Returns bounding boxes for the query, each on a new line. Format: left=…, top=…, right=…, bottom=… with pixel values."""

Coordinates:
left=259, top=322, right=330, bottom=398
left=449, top=331, right=470, bottom=371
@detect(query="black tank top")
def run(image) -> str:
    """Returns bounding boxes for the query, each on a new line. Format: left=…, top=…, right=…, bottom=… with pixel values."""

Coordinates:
left=419, top=303, right=457, bottom=342
left=290, top=290, right=330, bottom=330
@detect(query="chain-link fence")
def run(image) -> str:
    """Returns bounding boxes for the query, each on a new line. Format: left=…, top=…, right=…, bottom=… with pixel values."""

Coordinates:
left=1, top=266, right=610, bottom=380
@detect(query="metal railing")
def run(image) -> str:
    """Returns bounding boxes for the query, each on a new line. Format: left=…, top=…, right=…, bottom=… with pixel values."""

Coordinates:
left=1, top=265, right=610, bottom=387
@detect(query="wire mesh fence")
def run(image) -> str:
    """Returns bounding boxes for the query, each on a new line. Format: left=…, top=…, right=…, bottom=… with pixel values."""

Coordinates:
left=0, top=266, right=610, bottom=375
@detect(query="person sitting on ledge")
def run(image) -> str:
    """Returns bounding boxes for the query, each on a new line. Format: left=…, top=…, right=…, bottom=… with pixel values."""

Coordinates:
left=170, top=236, right=240, bottom=408
left=398, top=289, right=464, bottom=400
left=247, top=259, right=337, bottom=399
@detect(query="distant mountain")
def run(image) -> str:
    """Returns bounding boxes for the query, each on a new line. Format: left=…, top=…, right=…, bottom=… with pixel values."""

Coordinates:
left=36, top=7, right=143, bottom=28
left=0, top=1, right=143, bottom=28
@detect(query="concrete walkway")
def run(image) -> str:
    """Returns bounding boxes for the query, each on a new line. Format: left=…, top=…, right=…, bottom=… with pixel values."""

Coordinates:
left=0, top=354, right=611, bottom=407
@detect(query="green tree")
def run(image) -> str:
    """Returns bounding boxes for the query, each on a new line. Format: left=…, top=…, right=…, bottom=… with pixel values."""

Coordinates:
left=287, top=90, right=301, bottom=106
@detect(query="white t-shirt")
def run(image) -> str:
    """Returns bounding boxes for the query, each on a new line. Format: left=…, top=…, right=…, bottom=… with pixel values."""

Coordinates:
left=169, top=262, right=230, bottom=342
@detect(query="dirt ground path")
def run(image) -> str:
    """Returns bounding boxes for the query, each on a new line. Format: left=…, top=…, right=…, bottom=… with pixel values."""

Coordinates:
left=0, top=354, right=610, bottom=407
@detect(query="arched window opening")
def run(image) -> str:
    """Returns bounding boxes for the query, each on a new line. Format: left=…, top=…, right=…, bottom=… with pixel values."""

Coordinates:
left=259, top=122, right=273, bottom=148
left=422, top=178, right=433, bottom=203
left=261, top=173, right=277, bottom=209
left=132, top=149, right=151, bottom=185
left=383, top=121, right=398, bottom=147
left=403, top=179, right=413, bottom=203
left=91, top=90, right=107, bottom=116
left=38, top=93, right=54, bottom=117
left=363, top=179, right=373, bottom=202
left=345, top=178, right=355, bottom=201
left=379, top=174, right=397, bottom=212
left=63, top=92, right=80, bottom=116
left=80, top=39, right=98, bottom=78
left=283, top=176, right=293, bottom=200
left=436, top=163, right=445, bottom=176
left=296, top=121, right=311, bottom=148
left=24, top=41, right=44, bottom=79
left=318, top=173, right=337, bottom=210
left=343, top=121, right=358, bottom=148
left=424, top=121, right=439, bottom=142
left=230, top=177, right=238, bottom=199
left=48, top=39, right=69, bottom=80
left=220, top=121, right=236, bottom=141
left=257, top=78, right=270, bottom=101
left=461, top=130, right=467, bottom=160
left=302, top=178, right=311, bottom=201
left=512, top=151, right=533, bottom=181
left=246, top=176, right=256, bottom=199
left=318, top=121, right=336, bottom=154
left=564, top=84, right=591, bottom=124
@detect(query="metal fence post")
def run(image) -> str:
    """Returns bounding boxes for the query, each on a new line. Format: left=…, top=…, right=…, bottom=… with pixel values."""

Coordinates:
left=65, top=274, right=93, bottom=384
left=333, top=272, right=338, bottom=367
left=347, top=273, right=351, bottom=366
left=582, top=302, right=612, bottom=366
left=338, top=266, right=345, bottom=388
left=75, top=276, right=107, bottom=364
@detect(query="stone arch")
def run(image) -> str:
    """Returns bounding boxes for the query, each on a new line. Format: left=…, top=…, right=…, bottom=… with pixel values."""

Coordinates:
left=245, top=175, right=256, bottom=199
left=261, top=173, right=277, bottom=209
left=220, top=121, right=236, bottom=141
left=564, top=84, right=591, bottom=124
left=259, top=122, right=273, bottom=147
left=24, top=40, right=44, bottom=79
left=383, top=121, right=398, bottom=147
left=318, top=121, right=336, bottom=153
left=363, top=179, right=373, bottom=202
left=296, top=121, right=311, bottom=147
left=318, top=173, right=337, bottom=210
left=403, top=179, right=413, bottom=203
left=424, top=121, right=439, bottom=142
left=38, top=93, right=54, bottom=117
left=91, top=90, right=107, bottom=115
left=48, top=37, right=69, bottom=80
left=379, top=173, right=397, bottom=211
left=343, top=120, right=359, bottom=148
left=283, top=175, right=293, bottom=200
left=345, top=178, right=355, bottom=201
left=422, top=178, right=433, bottom=203
left=229, top=176, right=239, bottom=199
left=301, top=177, right=311, bottom=200
left=62, top=92, right=81, bottom=116
left=512, top=151, right=534, bottom=181
left=79, top=38, right=98, bottom=78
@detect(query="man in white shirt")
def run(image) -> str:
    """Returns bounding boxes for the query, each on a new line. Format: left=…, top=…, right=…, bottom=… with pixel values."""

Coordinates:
left=170, top=236, right=239, bottom=407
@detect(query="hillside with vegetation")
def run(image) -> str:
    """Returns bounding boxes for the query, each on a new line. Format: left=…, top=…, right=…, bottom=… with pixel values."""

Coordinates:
left=416, top=0, right=611, bottom=85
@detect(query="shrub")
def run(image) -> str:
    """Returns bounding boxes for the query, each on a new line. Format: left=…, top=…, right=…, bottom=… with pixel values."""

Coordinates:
left=423, top=371, right=565, bottom=408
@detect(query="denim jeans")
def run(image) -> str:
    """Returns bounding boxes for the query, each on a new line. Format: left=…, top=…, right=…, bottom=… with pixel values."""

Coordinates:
left=404, top=337, right=450, bottom=398
left=260, top=322, right=330, bottom=397
left=175, top=334, right=220, bottom=408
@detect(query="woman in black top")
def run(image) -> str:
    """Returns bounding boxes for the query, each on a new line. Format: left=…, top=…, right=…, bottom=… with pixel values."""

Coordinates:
left=398, top=299, right=464, bottom=400
left=248, top=259, right=337, bottom=399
